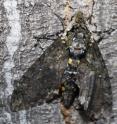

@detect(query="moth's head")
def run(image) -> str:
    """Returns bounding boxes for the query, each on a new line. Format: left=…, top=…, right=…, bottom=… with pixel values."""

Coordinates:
left=75, top=11, right=84, bottom=24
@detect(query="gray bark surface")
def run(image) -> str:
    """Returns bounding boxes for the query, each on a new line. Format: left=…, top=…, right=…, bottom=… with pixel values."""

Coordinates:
left=0, top=0, right=117, bottom=124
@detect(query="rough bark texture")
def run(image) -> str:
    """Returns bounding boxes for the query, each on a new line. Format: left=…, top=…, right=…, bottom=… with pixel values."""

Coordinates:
left=0, top=0, right=117, bottom=124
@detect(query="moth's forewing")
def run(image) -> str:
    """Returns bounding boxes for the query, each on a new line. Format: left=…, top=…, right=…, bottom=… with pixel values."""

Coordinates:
left=10, top=39, right=68, bottom=111
left=84, top=42, right=112, bottom=114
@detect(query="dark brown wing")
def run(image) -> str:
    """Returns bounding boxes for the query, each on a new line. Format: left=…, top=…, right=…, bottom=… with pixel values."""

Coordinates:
left=10, top=40, right=68, bottom=112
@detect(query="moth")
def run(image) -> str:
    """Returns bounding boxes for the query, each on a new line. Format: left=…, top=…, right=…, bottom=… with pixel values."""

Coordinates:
left=10, top=12, right=112, bottom=120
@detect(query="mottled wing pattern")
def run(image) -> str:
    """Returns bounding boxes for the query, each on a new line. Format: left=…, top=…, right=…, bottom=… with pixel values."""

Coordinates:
left=10, top=40, right=68, bottom=111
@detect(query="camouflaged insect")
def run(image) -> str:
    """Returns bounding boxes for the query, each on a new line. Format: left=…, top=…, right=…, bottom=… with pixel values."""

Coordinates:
left=10, top=12, right=112, bottom=121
